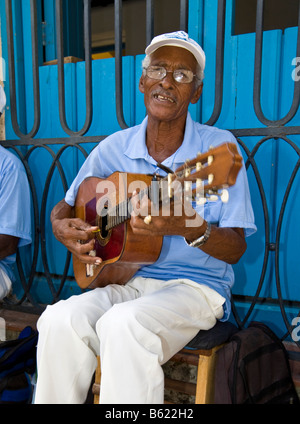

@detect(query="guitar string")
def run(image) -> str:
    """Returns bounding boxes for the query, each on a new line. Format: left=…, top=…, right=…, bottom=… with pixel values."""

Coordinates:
left=104, top=164, right=204, bottom=232
left=93, top=145, right=236, bottom=234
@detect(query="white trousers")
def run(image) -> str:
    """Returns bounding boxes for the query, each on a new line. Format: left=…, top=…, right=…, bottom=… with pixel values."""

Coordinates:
left=34, top=277, right=225, bottom=404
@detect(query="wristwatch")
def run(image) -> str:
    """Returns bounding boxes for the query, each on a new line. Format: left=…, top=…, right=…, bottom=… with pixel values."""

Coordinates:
left=186, top=222, right=211, bottom=248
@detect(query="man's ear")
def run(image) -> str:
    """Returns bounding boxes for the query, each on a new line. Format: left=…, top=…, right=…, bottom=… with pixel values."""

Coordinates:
left=139, top=75, right=145, bottom=94
left=190, top=83, right=203, bottom=104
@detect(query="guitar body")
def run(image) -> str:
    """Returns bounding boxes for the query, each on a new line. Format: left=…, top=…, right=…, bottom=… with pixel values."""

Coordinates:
left=73, top=142, right=243, bottom=290
left=73, top=172, right=163, bottom=289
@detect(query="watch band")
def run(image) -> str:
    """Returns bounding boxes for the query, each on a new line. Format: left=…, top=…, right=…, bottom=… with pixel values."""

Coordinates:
left=186, top=222, right=211, bottom=248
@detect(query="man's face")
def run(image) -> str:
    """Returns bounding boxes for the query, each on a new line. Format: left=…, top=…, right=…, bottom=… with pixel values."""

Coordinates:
left=139, top=46, right=203, bottom=123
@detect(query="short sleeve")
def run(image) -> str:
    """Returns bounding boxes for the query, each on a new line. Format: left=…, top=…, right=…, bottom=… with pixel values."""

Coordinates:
left=0, top=156, right=32, bottom=247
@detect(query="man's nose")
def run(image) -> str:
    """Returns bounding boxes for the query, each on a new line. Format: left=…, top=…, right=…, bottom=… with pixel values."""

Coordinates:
left=159, top=71, right=175, bottom=88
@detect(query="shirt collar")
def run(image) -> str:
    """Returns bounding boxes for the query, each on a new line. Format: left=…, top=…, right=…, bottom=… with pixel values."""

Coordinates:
left=124, top=112, right=201, bottom=168
left=123, top=115, right=151, bottom=161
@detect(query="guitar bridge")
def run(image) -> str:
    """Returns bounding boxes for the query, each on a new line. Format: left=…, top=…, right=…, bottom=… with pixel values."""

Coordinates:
left=86, top=264, right=95, bottom=277
left=86, top=250, right=96, bottom=277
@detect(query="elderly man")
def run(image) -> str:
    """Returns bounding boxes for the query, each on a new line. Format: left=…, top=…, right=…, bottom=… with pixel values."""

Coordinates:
left=35, top=31, right=256, bottom=404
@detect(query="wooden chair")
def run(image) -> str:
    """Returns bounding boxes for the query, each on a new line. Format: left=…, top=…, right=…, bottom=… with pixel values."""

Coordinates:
left=92, top=321, right=238, bottom=404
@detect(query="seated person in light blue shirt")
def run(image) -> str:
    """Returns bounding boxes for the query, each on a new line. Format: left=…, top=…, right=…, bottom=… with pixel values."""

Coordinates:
left=35, top=31, right=256, bottom=404
left=0, top=145, right=32, bottom=300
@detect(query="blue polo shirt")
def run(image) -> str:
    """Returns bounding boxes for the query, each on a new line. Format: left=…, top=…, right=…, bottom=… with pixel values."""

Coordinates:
left=0, top=146, right=32, bottom=282
left=65, top=113, right=256, bottom=320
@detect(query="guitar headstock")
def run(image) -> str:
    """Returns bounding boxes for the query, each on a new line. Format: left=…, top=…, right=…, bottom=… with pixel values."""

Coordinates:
left=172, top=142, right=243, bottom=203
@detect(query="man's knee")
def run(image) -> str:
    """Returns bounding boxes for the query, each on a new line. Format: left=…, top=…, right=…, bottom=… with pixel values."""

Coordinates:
left=96, top=302, right=143, bottom=336
left=37, top=299, right=78, bottom=334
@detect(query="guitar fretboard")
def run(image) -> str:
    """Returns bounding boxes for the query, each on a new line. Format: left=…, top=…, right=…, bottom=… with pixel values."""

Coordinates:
left=105, top=183, right=158, bottom=231
left=105, top=167, right=205, bottom=231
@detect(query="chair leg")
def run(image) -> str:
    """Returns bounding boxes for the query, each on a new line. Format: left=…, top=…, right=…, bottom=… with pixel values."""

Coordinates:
left=93, top=346, right=222, bottom=404
left=195, top=346, right=222, bottom=404
left=93, top=356, right=101, bottom=404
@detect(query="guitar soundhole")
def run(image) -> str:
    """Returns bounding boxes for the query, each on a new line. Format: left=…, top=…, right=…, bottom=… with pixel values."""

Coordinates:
left=96, top=210, right=112, bottom=247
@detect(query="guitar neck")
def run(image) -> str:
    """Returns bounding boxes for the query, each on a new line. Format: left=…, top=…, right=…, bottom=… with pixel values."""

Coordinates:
left=104, top=141, right=241, bottom=232
left=105, top=173, right=198, bottom=232
left=106, top=181, right=159, bottom=231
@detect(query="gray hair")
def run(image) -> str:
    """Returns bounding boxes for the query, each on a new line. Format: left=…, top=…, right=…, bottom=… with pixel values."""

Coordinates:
left=141, top=54, right=204, bottom=86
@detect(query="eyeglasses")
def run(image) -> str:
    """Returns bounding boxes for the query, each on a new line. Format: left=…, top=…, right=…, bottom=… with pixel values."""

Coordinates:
left=144, top=66, right=198, bottom=84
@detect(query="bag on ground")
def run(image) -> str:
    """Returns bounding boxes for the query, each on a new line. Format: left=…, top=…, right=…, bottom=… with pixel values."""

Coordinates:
left=214, top=321, right=299, bottom=404
left=0, top=326, right=38, bottom=404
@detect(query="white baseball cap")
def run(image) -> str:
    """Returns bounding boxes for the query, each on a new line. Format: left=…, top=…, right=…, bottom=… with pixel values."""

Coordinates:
left=145, top=31, right=206, bottom=72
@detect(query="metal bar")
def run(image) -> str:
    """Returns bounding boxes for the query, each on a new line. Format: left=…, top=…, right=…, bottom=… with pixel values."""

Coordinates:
left=230, top=126, right=300, bottom=137
left=233, top=137, right=271, bottom=327
left=180, top=0, right=189, bottom=32
left=253, top=0, right=300, bottom=126
left=114, top=0, right=128, bottom=129
left=5, top=0, right=19, bottom=135
left=4, top=122, right=300, bottom=147
left=232, top=295, right=300, bottom=309
left=29, top=0, right=41, bottom=138
left=56, top=0, right=68, bottom=133
left=252, top=0, right=264, bottom=124
left=0, top=135, right=107, bottom=147
left=274, top=136, right=300, bottom=346
left=204, top=0, right=225, bottom=126
left=56, top=0, right=93, bottom=136
left=279, top=0, right=300, bottom=125
left=146, top=0, right=154, bottom=46
left=80, top=0, right=93, bottom=135
left=5, top=0, right=40, bottom=139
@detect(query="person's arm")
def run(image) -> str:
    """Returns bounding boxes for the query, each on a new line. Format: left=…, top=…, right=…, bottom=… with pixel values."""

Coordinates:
left=0, top=234, right=19, bottom=260
left=129, top=192, right=246, bottom=265
left=51, top=199, right=102, bottom=265
left=185, top=223, right=246, bottom=264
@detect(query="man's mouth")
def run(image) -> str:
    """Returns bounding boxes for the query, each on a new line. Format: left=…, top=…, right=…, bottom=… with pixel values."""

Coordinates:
left=153, top=93, right=176, bottom=104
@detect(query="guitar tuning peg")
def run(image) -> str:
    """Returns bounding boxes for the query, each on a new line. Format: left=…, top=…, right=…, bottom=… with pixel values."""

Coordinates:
left=185, top=168, right=191, bottom=177
left=221, top=189, right=229, bottom=203
left=196, top=162, right=202, bottom=171
left=208, top=174, right=214, bottom=185
left=184, top=159, right=191, bottom=177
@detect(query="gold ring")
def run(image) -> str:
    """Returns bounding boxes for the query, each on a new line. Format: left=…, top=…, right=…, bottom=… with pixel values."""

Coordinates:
left=144, top=215, right=152, bottom=225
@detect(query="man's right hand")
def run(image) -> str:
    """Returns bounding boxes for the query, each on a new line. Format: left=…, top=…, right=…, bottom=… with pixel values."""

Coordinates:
left=51, top=200, right=102, bottom=265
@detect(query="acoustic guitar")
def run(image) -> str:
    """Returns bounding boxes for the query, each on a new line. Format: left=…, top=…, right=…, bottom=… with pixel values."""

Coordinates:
left=73, top=142, right=243, bottom=289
